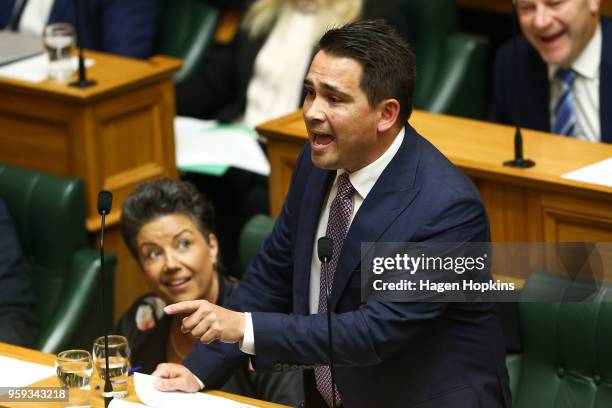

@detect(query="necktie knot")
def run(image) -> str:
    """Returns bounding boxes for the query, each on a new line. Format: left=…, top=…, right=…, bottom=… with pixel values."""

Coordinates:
left=556, top=68, right=577, bottom=87
left=335, top=172, right=354, bottom=201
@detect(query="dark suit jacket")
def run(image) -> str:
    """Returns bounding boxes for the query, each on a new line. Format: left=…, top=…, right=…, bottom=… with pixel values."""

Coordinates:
left=184, top=126, right=511, bottom=407
left=492, top=17, right=612, bottom=144
left=0, top=199, right=38, bottom=347
left=0, top=0, right=156, bottom=59
left=176, top=0, right=411, bottom=122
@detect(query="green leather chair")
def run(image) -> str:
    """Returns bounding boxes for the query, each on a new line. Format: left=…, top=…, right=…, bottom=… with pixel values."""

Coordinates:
left=238, top=214, right=275, bottom=278
left=0, top=164, right=116, bottom=353
left=507, top=271, right=612, bottom=407
left=156, top=0, right=220, bottom=85
left=404, top=0, right=489, bottom=119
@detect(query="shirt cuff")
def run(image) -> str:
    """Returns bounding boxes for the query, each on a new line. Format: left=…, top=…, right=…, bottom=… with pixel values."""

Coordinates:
left=239, top=312, right=256, bottom=355
left=192, top=373, right=205, bottom=390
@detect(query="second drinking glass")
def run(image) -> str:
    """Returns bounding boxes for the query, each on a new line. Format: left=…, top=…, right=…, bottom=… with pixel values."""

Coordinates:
left=92, top=335, right=131, bottom=398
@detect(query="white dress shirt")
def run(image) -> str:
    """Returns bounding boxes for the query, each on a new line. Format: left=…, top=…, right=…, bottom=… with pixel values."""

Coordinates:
left=548, top=24, right=601, bottom=143
left=19, top=0, right=54, bottom=36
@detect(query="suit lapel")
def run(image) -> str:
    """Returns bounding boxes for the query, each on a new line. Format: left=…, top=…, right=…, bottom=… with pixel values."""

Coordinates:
left=2, top=0, right=18, bottom=30
left=47, top=0, right=62, bottom=23
left=330, top=127, right=421, bottom=310
left=293, top=162, right=335, bottom=315
left=523, top=42, right=550, bottom=132
left=600, top=18, right=612, bottom=144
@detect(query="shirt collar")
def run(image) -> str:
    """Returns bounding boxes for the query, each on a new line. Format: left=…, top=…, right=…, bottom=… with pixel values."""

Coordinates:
left=548, top=23, right=602, bottom=81
left=335, top=126, right=405, bottom=201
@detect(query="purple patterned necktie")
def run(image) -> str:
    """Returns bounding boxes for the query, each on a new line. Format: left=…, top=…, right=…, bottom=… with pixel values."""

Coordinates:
left=315, top=172, right=354, bottom=407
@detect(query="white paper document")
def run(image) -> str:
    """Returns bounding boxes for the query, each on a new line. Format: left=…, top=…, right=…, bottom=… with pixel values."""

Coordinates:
left=0, top=355, right=55, bottom=388
left=174, top=116, right=270, bottom=176
left=0, top=54, right=95, bottom=83
left=107, top=373, right=254, bottom=408
left=561, top=157, right=612, bottom=188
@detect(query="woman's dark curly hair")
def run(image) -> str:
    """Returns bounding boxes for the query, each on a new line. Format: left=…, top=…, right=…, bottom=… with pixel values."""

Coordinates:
left=120, top=178, right=217, bottom=260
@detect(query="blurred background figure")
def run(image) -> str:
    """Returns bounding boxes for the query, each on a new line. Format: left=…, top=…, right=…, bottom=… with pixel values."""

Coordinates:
left=0, top=0, right=157, bottom=58
left=492, top=0, right=611, bottom=143
left=0, top=198, right=38, bottom=347
left=176, top=0, right=408, bottom=124
left=115, top=179, right=303, bottom=406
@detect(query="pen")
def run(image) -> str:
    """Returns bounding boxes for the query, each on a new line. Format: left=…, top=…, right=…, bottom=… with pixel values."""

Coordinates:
left=128, top=366, right=142, bottom=376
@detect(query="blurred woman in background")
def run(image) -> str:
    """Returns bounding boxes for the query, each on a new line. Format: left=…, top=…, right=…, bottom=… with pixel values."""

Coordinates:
left=176, top=0, right=409, bottom=125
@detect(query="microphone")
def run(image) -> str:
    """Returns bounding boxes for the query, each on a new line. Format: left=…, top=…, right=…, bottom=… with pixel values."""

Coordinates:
left=69, top=0, right=96, bottom=88
left=503, top=0, right=535, bottom=169
left=317, top=237, right=337, bottom=408
left=317, top=238, right=333, bottom=268
left=98, top=191, right=112, bottom=215
left=97, top=191, right=113, bottom=407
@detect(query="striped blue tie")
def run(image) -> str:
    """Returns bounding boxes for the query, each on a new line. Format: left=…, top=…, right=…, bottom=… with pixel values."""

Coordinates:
left=553, top=68, right=577, bottom=137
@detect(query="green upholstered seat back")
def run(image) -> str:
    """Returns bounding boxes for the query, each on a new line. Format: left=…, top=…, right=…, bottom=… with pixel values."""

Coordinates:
left=238, top=214, right=275, bottom=279
left=156, top=0, right=220, bottom=84
left=400, top=0, right=488, bottom=118
left=0, top=164, right=87, bottom=324
left=401, top=0, right=456, bottom=108
left=514, top=272, right=612, bottom=407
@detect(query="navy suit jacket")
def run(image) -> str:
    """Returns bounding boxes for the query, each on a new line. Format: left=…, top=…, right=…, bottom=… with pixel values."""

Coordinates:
left=185, top=126, right=510, bottom=407
left=492, top=17, right=612, bottom=144
left=0, top=0, right=156, bottom=59
left=0, top=199, right=38, bottom=347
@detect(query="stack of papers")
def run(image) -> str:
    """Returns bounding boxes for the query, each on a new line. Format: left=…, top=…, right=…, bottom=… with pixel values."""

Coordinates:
left=108, top=373, right=254, bottom=408
left=174, top=116, right=270, bottom=177
left=0, top=54, right=94, bottom=83
left=561, top=158, right=612, bottom=188
left=0, top=355, right=55, bottom=388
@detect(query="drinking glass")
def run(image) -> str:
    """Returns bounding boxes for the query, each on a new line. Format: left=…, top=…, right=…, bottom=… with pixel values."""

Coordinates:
left=43, top=22, right=75, bottom=83
left=92, top=335, right=131, bottom=398
left=55, top=349, right=93, bottom=408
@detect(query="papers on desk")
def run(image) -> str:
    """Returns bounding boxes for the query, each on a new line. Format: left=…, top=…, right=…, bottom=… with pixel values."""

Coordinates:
left=0, top=355, right=55, bottom=388
left=107, top=373, right=254, bottom=408
left=561, top=158, right=612, bottom=188
left=0, top=54, right=94, bottom=83
left=174, top=116, right=270, bottom=177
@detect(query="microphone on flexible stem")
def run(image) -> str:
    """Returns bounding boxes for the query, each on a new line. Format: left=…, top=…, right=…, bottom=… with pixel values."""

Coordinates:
left=69, top=0, right=96, bottom=88
left=503, top=0, right=535, bottom=169
left=317, top=237, right=337, bottom=408
left=97, top=191, right=113, bottom=407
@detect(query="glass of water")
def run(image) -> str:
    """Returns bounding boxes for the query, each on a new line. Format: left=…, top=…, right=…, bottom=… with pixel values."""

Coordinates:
left=92, top=335, right=131, bottom=398
left=43, top=22, right=75, bottom=83
left=55, top=349, right=93, bottom=408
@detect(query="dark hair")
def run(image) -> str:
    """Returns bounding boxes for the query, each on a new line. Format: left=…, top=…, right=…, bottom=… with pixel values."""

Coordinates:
left=120, top=179, right=216, bottom=260
left=316, top=19, right=416, bottom=124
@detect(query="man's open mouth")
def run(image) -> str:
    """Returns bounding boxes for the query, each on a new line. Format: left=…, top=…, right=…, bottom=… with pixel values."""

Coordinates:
left=312, top=131, right=335, bottom=146
left=540, top=30, right=565, bottom=44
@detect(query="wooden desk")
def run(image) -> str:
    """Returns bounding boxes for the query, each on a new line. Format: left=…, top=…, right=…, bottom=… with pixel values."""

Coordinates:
left=0, top=343, right=286, bottom=408
left=0, top=51, right=181, bottom=319
left=257, top=110, right=612, bottom=243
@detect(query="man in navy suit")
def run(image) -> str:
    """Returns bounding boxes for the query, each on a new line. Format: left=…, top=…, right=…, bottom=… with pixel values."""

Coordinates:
left=152, top=20, right=510, bottom=407
left=493, top=0, right=611, bottom=143
left=0, top=0, right=156, bottom=59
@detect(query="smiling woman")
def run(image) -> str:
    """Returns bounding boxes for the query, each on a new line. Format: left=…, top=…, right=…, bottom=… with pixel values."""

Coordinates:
left=113, top=179, right=303, bottom=405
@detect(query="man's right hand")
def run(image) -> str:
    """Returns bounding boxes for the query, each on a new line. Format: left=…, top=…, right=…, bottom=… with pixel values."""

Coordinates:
left=151, top=363, right=202, bottom=393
